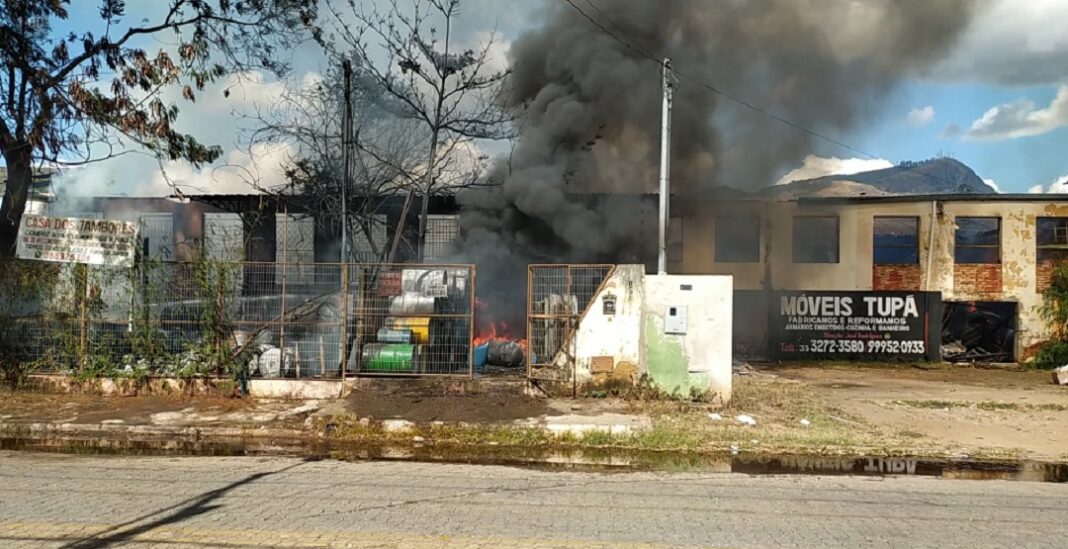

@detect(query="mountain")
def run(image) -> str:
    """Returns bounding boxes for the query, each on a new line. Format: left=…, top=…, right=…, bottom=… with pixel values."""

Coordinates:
left=765, top=157, right=995, bottom=198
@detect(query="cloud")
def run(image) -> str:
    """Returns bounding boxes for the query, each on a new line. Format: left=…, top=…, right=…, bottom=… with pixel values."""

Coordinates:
left=133, top=142, right=295, bottom=197
left=1025, top=173, right=1068, bottom=194
left=776, top=155, right=893, bottom=186
left=982, top=178, right=1002, bottom=193
left=966, top=85, right=1068, bottom=140
left=941, top=123, right=962, bottom=138
left=907, top=105, right=935, bottom=127
left=52, top=70, right=313, bottom=198
left=934, top=0, right=1068, bottom=85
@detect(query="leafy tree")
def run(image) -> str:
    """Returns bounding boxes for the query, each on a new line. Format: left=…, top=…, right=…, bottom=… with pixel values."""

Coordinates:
left=0, top=0, right=318, bottom=256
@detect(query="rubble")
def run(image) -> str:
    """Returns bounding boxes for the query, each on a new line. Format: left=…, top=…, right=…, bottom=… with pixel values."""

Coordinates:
left=1054, top=365, right=1068, bottom=386
left=735, top=414, right=757, bottom=427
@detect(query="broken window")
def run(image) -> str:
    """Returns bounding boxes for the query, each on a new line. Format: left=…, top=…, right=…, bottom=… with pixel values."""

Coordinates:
left=942, top=301, right=1016, bottom=363
left=276, top=214, right=315, bottom=285
left=203, top=213, right=244, bottom=261
left=352, top=214, right=387, bottom=262
left=424, top=214, right=460, bottom=262
left=1037, top=217, right=1068, bottom=263
left=955, top=217, right=1000, bottom=264
left=793, top=216, right=839, bottom=263
left=715, top=215, right=760, bottom=263
left=873, top=216, right=919, bottom=264
left=139, top=213, right=174, bottom=261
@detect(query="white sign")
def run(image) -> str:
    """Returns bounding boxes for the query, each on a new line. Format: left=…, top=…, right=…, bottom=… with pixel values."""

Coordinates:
left=424, top=284, right=449, bottom=298
left=16, top=214, right=140, bottom=267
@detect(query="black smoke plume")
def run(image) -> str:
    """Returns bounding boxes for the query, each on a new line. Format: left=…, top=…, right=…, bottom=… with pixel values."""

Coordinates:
left=455, top=0, right=981, bottom=331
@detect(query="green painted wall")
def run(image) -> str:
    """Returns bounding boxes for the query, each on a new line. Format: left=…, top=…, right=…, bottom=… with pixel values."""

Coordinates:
left=644, top=315, right=692, bottom=395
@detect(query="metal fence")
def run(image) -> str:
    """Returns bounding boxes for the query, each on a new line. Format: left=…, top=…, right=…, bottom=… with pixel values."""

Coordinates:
left=0, top=259, right=474, bottom=379
left=346, top=264, right=474, bottom=376
left=526, top=265, right=615, bottom=382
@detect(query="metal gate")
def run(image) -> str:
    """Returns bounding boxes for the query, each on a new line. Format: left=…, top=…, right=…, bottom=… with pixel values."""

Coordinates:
left=526, top=264, right=615, bottom=383
left=345, top=264, right=476, bottom=377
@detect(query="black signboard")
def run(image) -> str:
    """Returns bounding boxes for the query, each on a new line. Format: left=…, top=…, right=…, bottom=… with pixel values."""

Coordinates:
left=770, top=291, right=941, bottom=361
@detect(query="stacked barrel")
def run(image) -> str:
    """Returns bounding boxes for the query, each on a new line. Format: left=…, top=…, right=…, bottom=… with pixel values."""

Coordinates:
left=359, top=268, right=470, bottom=374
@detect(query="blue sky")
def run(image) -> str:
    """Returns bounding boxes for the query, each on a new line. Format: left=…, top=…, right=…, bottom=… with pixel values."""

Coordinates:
left=842, top=82, right=1068, bottom=192
left=39, top=0, right=1068, bottom=196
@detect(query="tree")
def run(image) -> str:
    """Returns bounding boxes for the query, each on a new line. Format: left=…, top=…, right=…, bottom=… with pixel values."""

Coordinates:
left=320, top=0, right=511, bottom=260
left=0, top=0, right=318, bottom=257
left=240, top=61, right=438, bottom=261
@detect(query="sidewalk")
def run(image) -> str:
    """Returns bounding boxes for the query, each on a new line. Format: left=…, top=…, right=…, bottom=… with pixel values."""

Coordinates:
left=2, top=364, right=1066, bottom=462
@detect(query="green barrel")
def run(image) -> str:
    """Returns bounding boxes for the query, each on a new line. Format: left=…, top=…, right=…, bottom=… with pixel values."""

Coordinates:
left=361, top=344, right=418, bottom=373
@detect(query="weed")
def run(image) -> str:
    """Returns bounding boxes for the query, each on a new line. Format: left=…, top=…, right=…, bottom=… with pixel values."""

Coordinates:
left=894, top=399, right=960, bottom=409
left=893, top=399, right=1068, bottom=413
left=1035, top=262, right=1068, bottom=370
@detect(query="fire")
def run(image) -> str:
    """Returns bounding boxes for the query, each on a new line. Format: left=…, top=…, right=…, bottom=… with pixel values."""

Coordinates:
left=474, top=321, right=527, bottom=350
left=474, top=298, right=527, bottom=349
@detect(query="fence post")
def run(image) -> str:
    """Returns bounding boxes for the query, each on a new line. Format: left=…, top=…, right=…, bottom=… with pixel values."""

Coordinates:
left=214, top=264, right=224, bottom=377
left=468, top=265, right=476, bottom=379
left=526, top=266, right=533, bottom=379
left=354, top=265, right=366, bottom=375
left=280, top=212, right=289, bottom=378
left=339, top=263, right=349, bottom=379
left=567, top=266, right=576, bottom=398
left=78, top=264, right=89, bottom=371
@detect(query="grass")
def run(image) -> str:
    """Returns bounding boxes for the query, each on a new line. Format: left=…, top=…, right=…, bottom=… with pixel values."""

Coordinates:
left=892, top=399, right=1068, bottom=412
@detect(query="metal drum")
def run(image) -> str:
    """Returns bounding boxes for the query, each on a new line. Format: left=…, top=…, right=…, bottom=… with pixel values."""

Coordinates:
left=389, top=292, right=436, bottom=315
left=385, top=317, right=430, bottom=344
left=376, top=327, right=415, bottom=344
left=360, top=343, right=420, bottom=373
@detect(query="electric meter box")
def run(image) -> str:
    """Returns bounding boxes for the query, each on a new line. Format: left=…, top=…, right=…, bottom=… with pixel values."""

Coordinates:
left=665, top=305, right=688, bottom=334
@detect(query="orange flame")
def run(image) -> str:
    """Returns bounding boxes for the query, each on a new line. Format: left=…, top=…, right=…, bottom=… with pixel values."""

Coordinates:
left=474, top=297, right=527, bottom=349
left=474, top=320, right=527, bottom=350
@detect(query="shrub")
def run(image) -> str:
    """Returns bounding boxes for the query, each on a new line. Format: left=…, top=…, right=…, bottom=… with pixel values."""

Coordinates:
left=1036, top=262, right=1068, bottom=369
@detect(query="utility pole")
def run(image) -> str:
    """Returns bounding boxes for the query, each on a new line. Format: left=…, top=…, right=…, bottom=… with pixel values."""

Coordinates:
left=341, top=59, right=353, bottom=263
left=657, top=58, right=675, bottom=275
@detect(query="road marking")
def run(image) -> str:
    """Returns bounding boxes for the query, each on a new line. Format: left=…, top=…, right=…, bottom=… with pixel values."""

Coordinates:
left=0, top=520, right=721, bottom=548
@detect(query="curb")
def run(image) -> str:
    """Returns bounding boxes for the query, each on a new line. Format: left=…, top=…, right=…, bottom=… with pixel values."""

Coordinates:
left=0, top=421, right=309, bottom=440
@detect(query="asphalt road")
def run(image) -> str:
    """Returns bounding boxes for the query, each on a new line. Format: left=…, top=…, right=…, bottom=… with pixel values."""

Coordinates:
left=1, top=451, right=1066, bottom=548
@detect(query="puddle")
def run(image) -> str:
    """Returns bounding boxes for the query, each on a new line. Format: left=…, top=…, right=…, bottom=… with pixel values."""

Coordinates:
left=3, top=435, right=1065, bottom=483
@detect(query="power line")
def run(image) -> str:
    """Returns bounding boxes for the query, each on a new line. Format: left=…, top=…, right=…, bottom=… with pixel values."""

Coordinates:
left=561, top=0, right=654, bottom=62
left=562, top=0, right=979, bottom=192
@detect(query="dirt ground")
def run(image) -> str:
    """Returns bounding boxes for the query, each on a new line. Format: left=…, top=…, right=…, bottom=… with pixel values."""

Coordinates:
left=0, top=392, right=250, bottom=424
left=759, top=363, right=1068, bottom=460
left=0, top=390, right=324, bottom=428
left=342, top=384, right=631, bottom=423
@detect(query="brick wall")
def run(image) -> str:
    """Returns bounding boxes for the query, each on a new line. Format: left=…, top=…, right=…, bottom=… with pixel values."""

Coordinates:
left=954, top=263, right=1003, bottom=296
left=1037, top=261, right=1054, bottom=293
left=872, top=264, right=922, bottom=291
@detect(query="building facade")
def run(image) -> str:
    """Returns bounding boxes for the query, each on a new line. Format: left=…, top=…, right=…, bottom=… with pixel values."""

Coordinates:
left=43, top=194, right=462, bottom=264
left=671, top=194, right=1068, bottom=362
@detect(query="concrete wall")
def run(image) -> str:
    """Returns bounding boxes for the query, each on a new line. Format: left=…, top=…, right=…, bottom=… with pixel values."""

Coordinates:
left=571, top=265, right=645, bottom=384
left=673, top=197, right=1068, bottom=360
left=247, top=379, right=343, bottom=399
left=560, top=266, right=733, bottom=402
left=642, top=275, right=733, bottom=402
